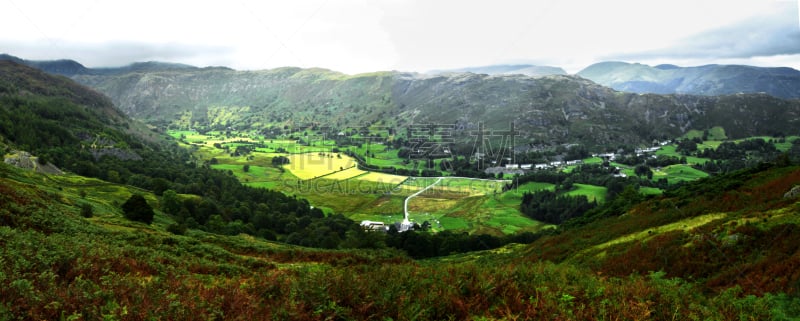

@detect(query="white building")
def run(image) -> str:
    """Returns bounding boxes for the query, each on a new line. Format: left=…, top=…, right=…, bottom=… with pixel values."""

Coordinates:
left=360, top=220, right=388, bottom=231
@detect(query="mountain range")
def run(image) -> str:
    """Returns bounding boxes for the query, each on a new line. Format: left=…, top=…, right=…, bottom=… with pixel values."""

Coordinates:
left=0, top=54, right=202, bottom=76
left=5, top=54, right=800, bottom=99
left=3, top=54, right=800, bottom=150
left=577, top=61, right=800, bottom=99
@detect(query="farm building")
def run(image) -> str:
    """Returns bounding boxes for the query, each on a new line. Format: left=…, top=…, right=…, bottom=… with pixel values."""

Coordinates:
left=360, top=220, right=388, bottom=231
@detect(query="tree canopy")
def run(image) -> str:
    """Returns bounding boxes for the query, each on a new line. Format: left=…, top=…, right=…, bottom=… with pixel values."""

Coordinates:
left=122, top=194, right=155, bottom=224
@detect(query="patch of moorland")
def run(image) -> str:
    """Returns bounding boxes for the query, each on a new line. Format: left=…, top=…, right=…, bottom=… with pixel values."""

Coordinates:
left=526, top=163, right=800, bottom=297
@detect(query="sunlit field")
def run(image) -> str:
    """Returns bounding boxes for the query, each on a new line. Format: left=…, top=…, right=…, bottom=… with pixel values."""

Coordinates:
left=284, top=153, right=359, bottom=180
left=356, top=171, right=408, bottom=184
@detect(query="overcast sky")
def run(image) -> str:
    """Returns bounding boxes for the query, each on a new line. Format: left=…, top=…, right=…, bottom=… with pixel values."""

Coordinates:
left=1, top=0, right=798, bottom=74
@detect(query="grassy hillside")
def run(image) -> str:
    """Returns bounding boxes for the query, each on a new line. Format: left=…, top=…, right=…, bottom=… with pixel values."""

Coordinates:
left=0, top=60, right=386, bottom=251
left=71, top=66, right=800, bottom=150
left=2, top=158, right=800, bottom=319
left=528, top=163, right=800, bottom=297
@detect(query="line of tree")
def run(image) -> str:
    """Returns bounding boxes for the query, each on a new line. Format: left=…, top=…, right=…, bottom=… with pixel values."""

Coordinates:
left=615, top=154, right=686, bottom=168
left=520, top=190, right=597, bottom=224
left=696, top=139, right=778, bottom=160
left=509, top=164, right=669, bottom=199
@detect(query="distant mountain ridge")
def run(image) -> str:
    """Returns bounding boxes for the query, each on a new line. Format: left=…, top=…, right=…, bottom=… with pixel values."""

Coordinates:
left=4, top=54, right=800, bottom=149
left=431, top=64, right=567, bottom=77
left=5, top=53, right=799, bottom=99
left=578, top=61, right=800, bottom=99
left=70, top=65, right=800, bottom=149
left=0, top=54, right=90, bottom=76
left=0, top=53, right=201, bottom=77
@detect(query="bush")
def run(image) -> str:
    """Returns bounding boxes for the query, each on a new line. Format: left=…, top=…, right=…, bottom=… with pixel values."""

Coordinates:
left=271, top=156, right=290, bottom=165
left=122, top=194, right=154, bottom=224
left=166, top=223, right=187, bottom=235
left=80, top=203, right=93, bottom=218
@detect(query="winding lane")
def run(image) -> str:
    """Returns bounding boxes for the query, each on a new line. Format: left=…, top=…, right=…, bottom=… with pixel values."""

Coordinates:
left=403, top=177, right=443, bottom=220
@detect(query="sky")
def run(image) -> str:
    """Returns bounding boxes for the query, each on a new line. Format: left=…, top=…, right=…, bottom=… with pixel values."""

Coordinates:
left=1, top=0, right=798, bottom=74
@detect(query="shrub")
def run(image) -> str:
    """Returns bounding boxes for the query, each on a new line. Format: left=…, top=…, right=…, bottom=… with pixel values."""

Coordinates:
left=80, top=203, right=93, bottom=218
left=122, top=194, right=154, bottom=224
left=271, top=156, right=290, bottom=165
left=166, top=223, right=187, bottom=235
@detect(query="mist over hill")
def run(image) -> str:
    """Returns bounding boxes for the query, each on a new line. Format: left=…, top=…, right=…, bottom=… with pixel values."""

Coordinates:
left=430, top=64, right=567, bottom=77
left=0, top=53, right=202, bottom=76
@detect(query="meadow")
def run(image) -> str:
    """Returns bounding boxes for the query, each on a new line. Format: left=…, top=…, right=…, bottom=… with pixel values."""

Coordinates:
left=185, top=129, right=608, bottom=235
left=165, top=129, right=794, bottom=236
left=655, top=145, right=711, bottom=165
left=284, top=153, right=359, bottom=180
left=652, top=164, right=709, bottom=183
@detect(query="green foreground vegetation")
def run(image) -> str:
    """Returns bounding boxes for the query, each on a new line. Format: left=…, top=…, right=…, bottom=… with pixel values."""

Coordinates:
left=3, top=156, right=800, bottom=320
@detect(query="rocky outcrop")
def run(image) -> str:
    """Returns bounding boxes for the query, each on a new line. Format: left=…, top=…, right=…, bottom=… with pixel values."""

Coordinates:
left=784, top=185, right=800, bottom=199
left=90, top=148, right=142, bottom=161
left=3, top=151, right=63, bottom=175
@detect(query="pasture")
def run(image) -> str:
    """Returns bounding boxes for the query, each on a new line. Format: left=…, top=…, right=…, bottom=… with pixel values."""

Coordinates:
left=284, top=153, right=359, bottom=180
left=166, top=128, right=745, bottom=236
left=655, top=145, right=711, bottom=165
left=356, top=172, right=409, bottom=184
left=652, top=164, right=709, bottom=183
left=566, top=183, right=608, bottom=203
left=323, top=167, right=368, bottom=180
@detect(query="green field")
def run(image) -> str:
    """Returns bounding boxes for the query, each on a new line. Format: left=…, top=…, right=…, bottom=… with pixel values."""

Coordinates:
left=478, top=196, right=548, bottom=234
left=639, top=186, right=664, bottom=195
left=682, top=126, right=727, bottom=140
left=438, top=177, right=509, bottom=196
left=324, top=167, right=368, bottom=180
left=456, top=182, right=554, bottom=234
left=566, top=183, right=607, bottom=203
left=501, top=182, right=556, bottom=201
left=284, top=153, right=360, bottom=180
left=653, top=164, right=709, bottom=183
left=357, top=172, right=408, bottom=184
left=191, top=139, right=535, bottom=233
left=774, top=136, right=800, bottom=151
left=581, top=156, right=604, bottom=165
left=167, top=128, right=777, bottom=236
left=609, top=162, right=636, bottom=177
left=655, top=145, right=711, bottom=165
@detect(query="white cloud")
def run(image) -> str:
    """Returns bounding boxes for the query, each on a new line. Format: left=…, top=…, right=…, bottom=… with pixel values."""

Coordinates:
left=0, top=0, right=796, bottom=73
left=602, top=1, right=800, bottom=71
